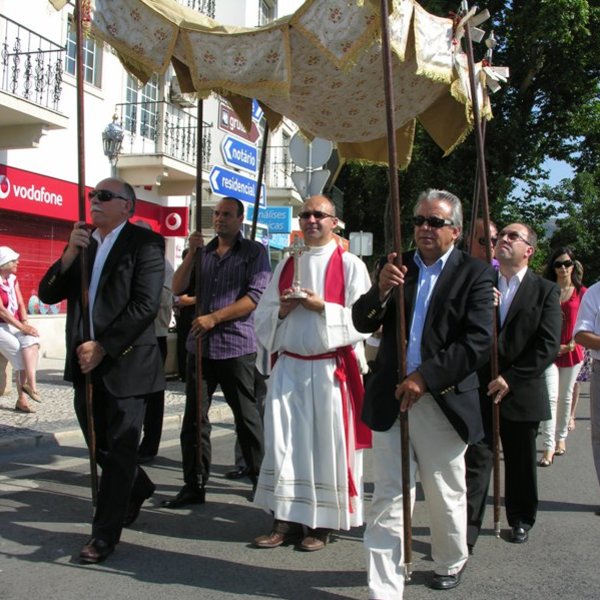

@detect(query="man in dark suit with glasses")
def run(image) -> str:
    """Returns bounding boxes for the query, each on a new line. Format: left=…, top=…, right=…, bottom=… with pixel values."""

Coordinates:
left=466, top=222, right=561, bottom=549
left=39, top=177, right=165, bottom=564
left=353, top=189, right=495, bottom=597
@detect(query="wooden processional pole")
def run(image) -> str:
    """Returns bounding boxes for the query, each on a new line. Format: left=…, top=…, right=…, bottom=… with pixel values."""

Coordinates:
left=379, top=0, right=412, bottom=579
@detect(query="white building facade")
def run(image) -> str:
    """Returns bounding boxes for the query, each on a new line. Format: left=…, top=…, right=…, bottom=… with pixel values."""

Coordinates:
left=0, top=0, right=308, bottom=354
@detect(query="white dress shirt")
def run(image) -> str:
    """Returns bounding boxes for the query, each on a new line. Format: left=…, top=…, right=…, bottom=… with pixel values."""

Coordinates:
left=498, top=265, right=528, bottom=326
left=88, top=221, right=127, bottom=338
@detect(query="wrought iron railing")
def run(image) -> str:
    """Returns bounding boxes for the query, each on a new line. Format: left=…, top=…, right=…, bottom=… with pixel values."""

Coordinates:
left=181, top=0, right=216, bottom=18
left=0, top=14, right=65, bottom=112
left=115, top=100, right=212, bottom=170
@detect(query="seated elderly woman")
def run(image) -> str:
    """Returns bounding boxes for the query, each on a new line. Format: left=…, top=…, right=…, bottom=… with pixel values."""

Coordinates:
left=0, top=246, right=41, bottom=413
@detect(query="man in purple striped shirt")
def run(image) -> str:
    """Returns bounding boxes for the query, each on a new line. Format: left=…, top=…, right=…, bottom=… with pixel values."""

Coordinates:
left=163, top=197, right=271, bottom=507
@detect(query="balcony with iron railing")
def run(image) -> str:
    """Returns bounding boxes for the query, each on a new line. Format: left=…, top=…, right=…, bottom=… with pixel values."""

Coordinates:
left=113, top=100, right=212, bottom=195
left=0, top=13, right=68, bottom=148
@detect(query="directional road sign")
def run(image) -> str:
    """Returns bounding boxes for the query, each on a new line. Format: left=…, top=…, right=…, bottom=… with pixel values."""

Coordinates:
left=209, top=165, right=266, bottom=208
left=218, top=102, right=261, bottom=143
left=252, top=99, right=264, bottom=122
left=221, top=135, right=258, bottom=174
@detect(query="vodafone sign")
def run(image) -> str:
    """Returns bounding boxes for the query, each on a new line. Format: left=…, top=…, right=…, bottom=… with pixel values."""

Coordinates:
left=159, top=207, right=188, bottom=237
left=0, top=164, right=78, bottom=221
left=0, top=164, right=189, bottom=236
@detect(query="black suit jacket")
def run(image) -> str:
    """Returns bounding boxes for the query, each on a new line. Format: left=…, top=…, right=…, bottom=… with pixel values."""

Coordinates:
left=483, top=269, right=561, bottom=422
left=353, top=248, right=495, bottom=444
left=39, top=221, right=166, bottom=398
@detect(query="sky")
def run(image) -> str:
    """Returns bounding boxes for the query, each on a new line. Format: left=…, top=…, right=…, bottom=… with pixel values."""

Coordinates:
left=544, top=159, right=574, bottom=186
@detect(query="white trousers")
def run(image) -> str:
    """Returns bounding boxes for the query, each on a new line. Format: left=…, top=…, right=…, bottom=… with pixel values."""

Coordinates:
left=541, top=362, right=582, bottom=450
left=364, top=394, right=468, bottom=600
left=0, top=322, right=39, bottom=370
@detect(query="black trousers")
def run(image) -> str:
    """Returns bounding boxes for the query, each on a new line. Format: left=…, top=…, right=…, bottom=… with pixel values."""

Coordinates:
left=175, top=306, right=194, bottom=381
left=138, top=336, right=167, bottom=457
left=74, top=381, right=154, bottom=545
left=466, top=415, right=540, bottom=545
left=234, top=368, right=267, bottom=467
left=180, top=353, right=264, bottom=488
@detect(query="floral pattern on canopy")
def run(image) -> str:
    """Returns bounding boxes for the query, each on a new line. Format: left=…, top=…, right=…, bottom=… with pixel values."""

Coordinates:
left=50, top=0, right=493, bottom=166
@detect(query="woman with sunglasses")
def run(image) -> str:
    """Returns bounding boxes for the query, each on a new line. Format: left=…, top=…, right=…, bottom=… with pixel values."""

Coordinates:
left=539, top=247, right=587, bottom=466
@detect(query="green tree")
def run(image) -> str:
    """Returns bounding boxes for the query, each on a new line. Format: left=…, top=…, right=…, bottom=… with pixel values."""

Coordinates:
left=548, top=171, right=600, bottom=284
left=336, top=1, right=600, bottom=255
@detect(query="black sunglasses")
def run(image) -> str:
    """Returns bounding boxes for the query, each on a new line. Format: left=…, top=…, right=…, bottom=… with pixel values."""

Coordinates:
left=498, top=230, right=532, bottom=246
left=553, top=259, right=574, bottom=269
left=88, top=189, right=129, bottom=202
left=412, top=215, right=454, bottom=229
left=298, top=210, right=335, bottom=220
left=478, top=236, right=498, bottom=246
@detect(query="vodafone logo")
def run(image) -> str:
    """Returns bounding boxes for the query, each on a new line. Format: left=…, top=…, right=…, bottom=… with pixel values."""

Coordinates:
left=165, top=212, right=182, bottom=231
left=0, top=175, right=10, bottom=200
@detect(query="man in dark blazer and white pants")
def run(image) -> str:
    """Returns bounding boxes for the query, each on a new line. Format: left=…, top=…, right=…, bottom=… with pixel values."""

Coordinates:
left=353, top=190, right=495, bottom=599
left=466, top=222, right=561, bottom=547
left=39, top=178, right=165, bottom=564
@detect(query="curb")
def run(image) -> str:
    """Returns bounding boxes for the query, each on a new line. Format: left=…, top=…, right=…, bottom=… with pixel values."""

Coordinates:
left=0, top=402, right=234, bottom=453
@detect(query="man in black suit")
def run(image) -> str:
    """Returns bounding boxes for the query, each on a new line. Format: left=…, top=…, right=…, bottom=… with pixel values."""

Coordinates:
left=466, top=223, right=561, bottom=547
left=39, top=178, right=165, bottom=564
left=353, top=189, right=495, bottom=598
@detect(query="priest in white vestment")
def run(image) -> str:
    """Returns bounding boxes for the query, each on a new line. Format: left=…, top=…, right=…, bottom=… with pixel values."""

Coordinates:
left=252, top=195, right=372, bottom=552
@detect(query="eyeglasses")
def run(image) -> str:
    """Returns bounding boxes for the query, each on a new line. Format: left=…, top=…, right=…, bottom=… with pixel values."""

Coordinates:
left=88, top=189, right=129, bottom=202
left=478, top=236, right=498, bottom=246
left=498, top=230, right=532, bottom=246
left=298, top=210, right=335, bottom=220
left=553, top=259, right=574, bottom=269
left=412, top=215, right=454, bottom=229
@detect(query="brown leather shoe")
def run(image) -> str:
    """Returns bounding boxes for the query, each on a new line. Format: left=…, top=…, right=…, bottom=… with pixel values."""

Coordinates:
left=79, top=538, right=115, bottom=564
left=299, top=528, right=331, bottom=552
left=253, top=519, right=303, bottom=548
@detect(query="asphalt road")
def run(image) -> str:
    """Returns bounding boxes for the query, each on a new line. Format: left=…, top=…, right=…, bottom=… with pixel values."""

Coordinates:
left=1, top=396, right=599, bottom=600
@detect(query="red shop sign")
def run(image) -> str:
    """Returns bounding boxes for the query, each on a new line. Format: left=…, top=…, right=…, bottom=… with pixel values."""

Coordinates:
left=0, top=164, right=81, bottom=222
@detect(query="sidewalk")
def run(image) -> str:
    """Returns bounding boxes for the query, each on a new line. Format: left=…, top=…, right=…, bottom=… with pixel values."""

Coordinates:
left=0, top=355, right=233, bottom=450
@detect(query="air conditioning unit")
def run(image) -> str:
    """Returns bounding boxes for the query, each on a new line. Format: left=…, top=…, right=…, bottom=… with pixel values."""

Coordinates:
left=169, top=76, right=197, bottom=108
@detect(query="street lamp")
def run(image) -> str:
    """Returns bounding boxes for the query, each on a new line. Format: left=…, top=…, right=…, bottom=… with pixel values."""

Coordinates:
left=102, top=114, right=124, bottom=177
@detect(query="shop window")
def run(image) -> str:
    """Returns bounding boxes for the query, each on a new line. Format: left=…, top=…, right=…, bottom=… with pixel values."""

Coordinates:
left=0, top=211, right=72, bottom=314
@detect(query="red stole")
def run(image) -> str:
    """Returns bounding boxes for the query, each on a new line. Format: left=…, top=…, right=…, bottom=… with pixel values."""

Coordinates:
left=278, top=244, right=372, bottom=501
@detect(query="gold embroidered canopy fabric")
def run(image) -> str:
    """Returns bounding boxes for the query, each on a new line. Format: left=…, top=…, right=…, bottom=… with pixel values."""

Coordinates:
left=55, top=0, right=492, bottom=166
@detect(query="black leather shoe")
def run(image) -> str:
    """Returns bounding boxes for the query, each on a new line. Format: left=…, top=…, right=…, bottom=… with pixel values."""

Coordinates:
left=430, top=567, right=463, bottom=590
left=161, top=486, right=206, bottom=508
left=123, top=482, right=156, bottom=527
left=225, top=466, right=249, bottom=480
left=79, top=538, right=115, bottom=564
left=509, top=526, right=528, bottom=543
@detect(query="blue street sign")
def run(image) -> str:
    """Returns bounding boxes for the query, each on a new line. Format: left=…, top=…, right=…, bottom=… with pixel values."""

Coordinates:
left=246, top=205, right=293, bottom=233
left=252, top=99, right=264, bottom=122
left=220, top=135, right=258, bottom=174
left=209, top=165, right=266, bottom=208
